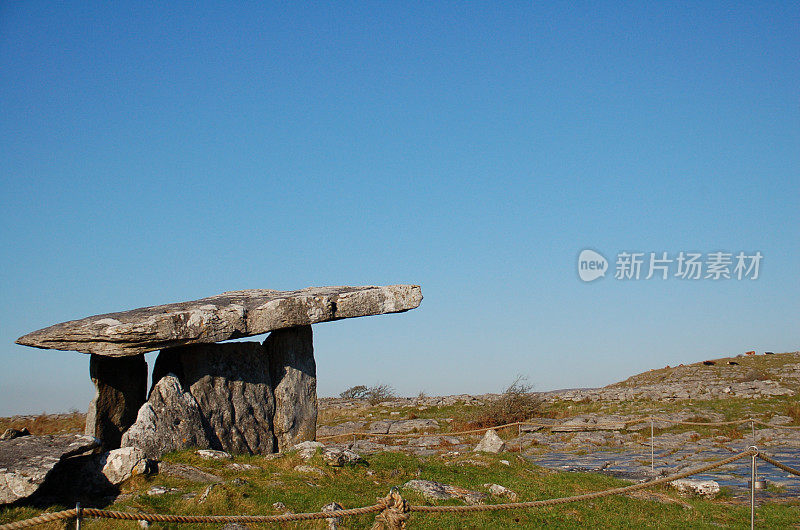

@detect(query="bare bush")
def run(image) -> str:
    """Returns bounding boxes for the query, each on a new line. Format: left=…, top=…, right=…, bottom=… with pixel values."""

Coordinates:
left=469, top=375, right=543, bottom=428
left=737, top=369, right=769, bottom=383
left=339, top=385, right=369, bottom=399
left=339, top=384, right=397, bottom=404
left=365, top=384, right=396, bottom=405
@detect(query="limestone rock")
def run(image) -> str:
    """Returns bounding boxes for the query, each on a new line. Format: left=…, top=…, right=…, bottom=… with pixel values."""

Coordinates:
left=294, top=465, right=325, bottom=476
left=317, top=421, right=366, bottom=438
left=669, top=479, right=720, bottom=497
left=484, top=483, right=518, bottom=501
left=291, top=441, right=324, bottom=460
left=196, top=449, right=233, bottom=460
left=17, top=285, right=422, bottom=357
left=121, top=374, right=212, bottom=459
left=0, top=434, right=99, bottom=504
left=321, top=447, right=362, bottom=467
left=388, top=419, right=439, bottom=434
left=85, top=353, right=147, bottom=449
left=158, top=462, right=222, bottom=483
left=265, top=326, right=316, bottom=451
left=153, top=343, right=276, bottom=455
left=0, top=428, right=30, bottom=441
left=473, top=429, right=506, bottom=453
left=403, top=479, right=487, bottom=504
left=98, top=447, right=150, bottom=485
left=321, top=502, right=344, bottom=530
left=551, top=416, right=627, bottom=432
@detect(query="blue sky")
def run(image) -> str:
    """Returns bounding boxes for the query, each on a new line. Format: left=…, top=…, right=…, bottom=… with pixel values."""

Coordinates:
left=1, top=2, right=798, bottom=415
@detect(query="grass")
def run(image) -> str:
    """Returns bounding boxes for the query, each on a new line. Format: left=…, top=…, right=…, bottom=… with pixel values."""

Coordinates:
left=3, top=351, right=799, bottom=527
left=2, top=449, right=797, bottom=529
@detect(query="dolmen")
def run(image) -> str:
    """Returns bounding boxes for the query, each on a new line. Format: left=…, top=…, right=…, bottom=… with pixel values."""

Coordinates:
left=16, top=285, right=422, bottom=459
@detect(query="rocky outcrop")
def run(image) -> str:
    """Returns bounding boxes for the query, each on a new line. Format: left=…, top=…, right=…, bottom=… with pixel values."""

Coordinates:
left=17, top=285, right=422, bottom=357
left=85, top=353, right=147, bottom=449
left=0, top=434, right=99, bottom=504
left=265, top=326, right=316, bottom=451
left=121, top=374, right=213, bottom=459
left=403, top=479, right=487, bottom=504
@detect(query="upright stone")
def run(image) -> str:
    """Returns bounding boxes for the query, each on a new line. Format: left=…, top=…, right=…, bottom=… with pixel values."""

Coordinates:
left=121, top=373, right=212, bottom=459
left=265, top=325, right=317, bottom=451
left=85, top=354, right=147, bottom=449
left=153, top=343, right=277, bottom=455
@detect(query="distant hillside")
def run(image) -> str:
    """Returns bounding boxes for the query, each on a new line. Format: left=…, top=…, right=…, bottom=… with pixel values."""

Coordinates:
left=550, top=351, right=800, bottom=402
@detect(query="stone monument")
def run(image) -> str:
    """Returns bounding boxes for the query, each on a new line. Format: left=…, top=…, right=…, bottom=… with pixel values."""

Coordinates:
left=16, top=285, right=422, bottom=457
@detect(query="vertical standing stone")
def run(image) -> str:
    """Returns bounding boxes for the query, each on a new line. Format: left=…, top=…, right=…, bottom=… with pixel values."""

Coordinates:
left=265, top=325, right=317, bottom=451
left=151, top=343, right=277, bottom=455
left=85, top=354, right=147, bottom=449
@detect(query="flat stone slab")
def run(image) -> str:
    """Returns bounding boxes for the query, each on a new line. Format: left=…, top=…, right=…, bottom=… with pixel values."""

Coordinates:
left=17, top=285, right=422, bottom=357
left=0, top=434, right=99, bottom=504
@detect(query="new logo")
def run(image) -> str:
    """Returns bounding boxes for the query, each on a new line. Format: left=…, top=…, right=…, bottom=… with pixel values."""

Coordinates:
left=578, top=249, right=608, bottom=282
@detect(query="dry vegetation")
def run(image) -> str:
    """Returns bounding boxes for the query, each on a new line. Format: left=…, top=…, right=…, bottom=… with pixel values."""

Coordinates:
left=465, top=376, right=543, bottom=429
left=0, top=411, right=85, bottom=436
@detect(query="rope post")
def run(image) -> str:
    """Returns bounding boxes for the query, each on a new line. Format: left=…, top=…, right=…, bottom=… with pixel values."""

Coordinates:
left=518, top=423, right=522, bottom=452
left=75, top=502, right=81, bottom=530
left=750, top=419, right=755, bottom=445
left=749, top=446, right=758, bottom=530
left=372, top=487, right=410, bottom=530
left=650, top=419, right=655, bottom=473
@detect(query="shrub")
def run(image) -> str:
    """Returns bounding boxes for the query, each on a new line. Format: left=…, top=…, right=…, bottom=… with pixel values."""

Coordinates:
left=737, top=369, right=769, bottom=383
left=339, top=385, right=369, bottom=399
left=786, top=403, right=800, bottom=424
left=339, top=384, right=397, bottom=404
left=365, top=384, right=396, bottom=405
left=469, top=375, right=543, bottom=428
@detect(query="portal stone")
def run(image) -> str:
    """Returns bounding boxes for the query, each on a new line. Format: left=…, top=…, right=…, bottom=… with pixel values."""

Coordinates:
left=265, top=325, right=317, bottom=451
left=152, top=342, right=277, bottom=454
left=85, top=353, right=147, bottom=449
left=120, top=373, right=212, bottom=459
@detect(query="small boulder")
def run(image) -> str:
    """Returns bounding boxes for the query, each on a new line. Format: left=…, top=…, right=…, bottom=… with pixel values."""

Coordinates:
left=473, top=429, right=506, bottom=453
left=484, top=483, right=518, bottom=501
left=769, top=415, right=793, bottom=426
left=291, top=440, right=324, bottom=460
left=158, top=462, right=222, bottom=483
left=196, top=449, right=233, bottom=460
left=321, top=502, right=344, bottom=529
left=670, top=479, right=720, bottom=497
left=322, top=447, right=362, bottom=467
left=294, top=464, right=325, bottom=476
left=0, top=428, right=30, bottom=441
left=388, top=419, right=439, bottom=434
left=99, top=447, right=150, bottom=485
left=403, top=479, right=486, bottom=504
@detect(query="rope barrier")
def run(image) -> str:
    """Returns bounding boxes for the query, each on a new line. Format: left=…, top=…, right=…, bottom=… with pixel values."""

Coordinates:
left=758, top=453, right=800, bottom=477
left=4, top=449, right=800, bottom=529
left=409, top=450, right=755, bottom=513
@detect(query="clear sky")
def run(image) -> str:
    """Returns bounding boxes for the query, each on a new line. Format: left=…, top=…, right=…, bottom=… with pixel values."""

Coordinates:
left=1, top=2, right=798, bottom=415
